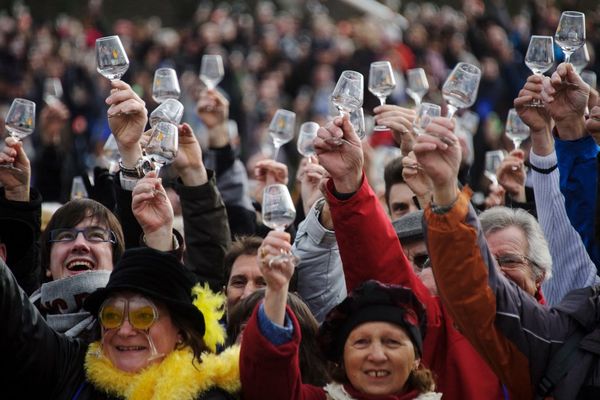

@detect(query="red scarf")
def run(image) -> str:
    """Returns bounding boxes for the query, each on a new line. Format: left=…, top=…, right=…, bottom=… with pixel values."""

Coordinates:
left=343, top=384, right=421, bottom=400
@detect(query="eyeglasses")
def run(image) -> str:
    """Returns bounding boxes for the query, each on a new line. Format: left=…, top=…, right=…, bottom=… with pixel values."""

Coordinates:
left=49, top=227, right=116, bottom=244
left=495, top=254, right=537, bottom=270
left=99, top=296, right=159, bottom=331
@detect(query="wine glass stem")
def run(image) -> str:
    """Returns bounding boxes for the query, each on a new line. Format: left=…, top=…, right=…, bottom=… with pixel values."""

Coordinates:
left=564, top=53, right=571, bottom=64
left=446, top=105, right=458, bottom=119
left=378, top=97, right=386, bottom=106
left=513, top=140, right=521, bottom=150
left=273, top=145, right=281, bottom=161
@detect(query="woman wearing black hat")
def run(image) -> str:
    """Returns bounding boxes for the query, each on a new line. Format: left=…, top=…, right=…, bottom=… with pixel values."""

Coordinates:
left=0, top=246, right=240, bottom=399
left=239, top=236, right=441, bottom=400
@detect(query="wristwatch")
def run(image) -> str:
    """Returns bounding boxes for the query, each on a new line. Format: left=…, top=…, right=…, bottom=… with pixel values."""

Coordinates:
left=118, top=157, right=152, bottom=179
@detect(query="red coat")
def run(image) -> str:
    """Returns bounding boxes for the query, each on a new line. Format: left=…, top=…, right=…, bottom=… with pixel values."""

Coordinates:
left=324, top=176, right=505, bottom=400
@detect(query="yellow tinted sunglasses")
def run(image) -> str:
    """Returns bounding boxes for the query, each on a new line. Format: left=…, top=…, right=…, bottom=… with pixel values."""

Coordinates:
left=99, top=296, right=159, bottom=331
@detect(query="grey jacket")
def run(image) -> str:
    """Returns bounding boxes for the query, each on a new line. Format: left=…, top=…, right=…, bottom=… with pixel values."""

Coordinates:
left=292, top=198, right=346, bottom=323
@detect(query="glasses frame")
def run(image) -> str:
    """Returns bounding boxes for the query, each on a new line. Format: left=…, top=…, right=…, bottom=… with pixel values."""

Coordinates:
left=48, top=227, right=117, bottom=244
left=99, top=296, right=159, bottom=331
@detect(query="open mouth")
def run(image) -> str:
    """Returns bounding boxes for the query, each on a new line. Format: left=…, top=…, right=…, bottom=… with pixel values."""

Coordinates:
left=116, top=346, right=147, bottom=352
left=366, top=370, right=390, bottom=378
left=66, top=260, right=94, bottom=273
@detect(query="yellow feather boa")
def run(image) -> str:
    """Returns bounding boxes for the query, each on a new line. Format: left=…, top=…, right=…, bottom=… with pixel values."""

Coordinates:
left=85, top=342, right=240, bottom=400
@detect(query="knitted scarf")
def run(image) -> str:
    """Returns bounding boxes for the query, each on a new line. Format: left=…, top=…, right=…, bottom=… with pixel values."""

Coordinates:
left=84, top=342, right=240, bottom=400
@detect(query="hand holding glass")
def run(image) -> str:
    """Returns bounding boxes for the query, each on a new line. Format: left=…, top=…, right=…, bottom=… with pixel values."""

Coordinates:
left=413, top=103, right=441, bottom=136
left=442, top=62, right=481, bottom=119
left=96, top=35, right=129, bottom=80
left=484, top=150, right=505, bottom=186
left=555, top=11, right=586, bottom=64
left=269, top=109, right=296, bottom=161
left=406, top=68, right=429, bottom=106
left=152, top=68, right=181, bottom=103
left=505, top=109, right=530, bottom=150
left=199, top=55, right=224, bottom=90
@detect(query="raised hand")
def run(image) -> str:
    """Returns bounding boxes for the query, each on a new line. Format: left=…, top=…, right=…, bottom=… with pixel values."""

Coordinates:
left=542, top=63, right=589, bottom=139
left=131, top=171, right=174, bottom=251
left=374, top=105, right=416, bottom=156
left=586, top=106, right=600, bottom=145
left=413, top=117, right=461, bottom=206
left=401, top=151, right=432, bottom=208
left=514, top=75, right=551, bottom=132
left=253, top=159, right=288, bottom=205
left=257, top=230, right=295, bottom=325
left=484, top=184, right=506, bottom=209
left=0, top=137, right=30, bottom=201
left=39, top=101, right=70, bottom=146
left=314, top=115, right=363, bottom=194
left=497, top=149, right=526, bottom=201
left=296, top=158, right=329, bottom=214
left=196, top=89, right=230, bottom=148
left=172, top=123, right=207, bottom=186
left=106, top=80, right=147, bottom=163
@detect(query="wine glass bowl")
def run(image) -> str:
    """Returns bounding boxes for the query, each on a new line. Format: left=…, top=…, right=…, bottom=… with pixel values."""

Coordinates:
left=581, top=70, right=597, bottom=89
left=368, top=61, right=396, bottom=105
left=555, top=11, right=586, bottom=64
left=442, top=62, right=481, bottom=119
left=96, top=35, right=129, bottom=81
left=505, top=109, right=530, bottom=150
left=268, top=109, right=296, bottom=161
left=5, top=98, right=36, bottom=140
left=262, top=184, right=296, bottom=231
left=570, top=43, right=590, bottom=73
left=406, top=68, right=429, bottom=106
left=297, top=121, right=319, bottom=158
left=524, top=35, right=555, bottom=107
left=331, top=70, right=364, bottom=115
left=152, top=68, right=181, bottom=103
left=144, top=121, right=179, bottom=174
left=149, top=98, right=184, bottom=128
left=484, top=150, right=505, bottom=186
left=199, top=55, right=224, bottom=90
left=413, top=102, right=441, bottom=136
left=43, top=78, right=63, bottom=105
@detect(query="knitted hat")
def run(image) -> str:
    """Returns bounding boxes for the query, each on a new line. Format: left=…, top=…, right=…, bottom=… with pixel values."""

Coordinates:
left=318, top=280, right=427, bottom=362
left=392, top=210, right=424, bottom=244
left=84, top=247, right=206, bottom=338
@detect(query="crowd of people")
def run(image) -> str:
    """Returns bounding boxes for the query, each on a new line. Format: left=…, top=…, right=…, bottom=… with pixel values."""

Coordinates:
left=2, top=0, right=600, bottom=399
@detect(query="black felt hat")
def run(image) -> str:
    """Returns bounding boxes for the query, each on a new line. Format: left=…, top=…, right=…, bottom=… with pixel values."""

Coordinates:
left=84, top=247, right=205, bottom=337
left=392, top=210, right=424, bottom=244
left=318, top=280, right=427, bottom=362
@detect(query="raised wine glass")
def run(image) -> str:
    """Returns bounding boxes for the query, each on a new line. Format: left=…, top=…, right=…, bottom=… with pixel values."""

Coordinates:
left=43, top=77, right=63, bottom=105
left=524, top=35, right=554, bottom=107
left=442, top=62, right=481, bottom=119
left=103, top=134, right=121, bottom=171
left=331, top=70, right=364, bottom=116
left=484, top=150, right=505, bottom=186
left=96, top=35, right=129, bottom=81
left=570, top=43, right=590, bottom=74
left=555, top=11, right=586, bottom=64
left=369, top=61, right=396, bottom=131
left=144, top=121, right=179, bottom=176
left=152, top=68, right=181, bottom=103
left=262, top=183, right=299, bottom=265
left=413, top=102, right=441, bottom=136
left=4, top=98, right=35, bottom=141
left=199, top=55, right=224, bottom=90
left=505, top=108, right=530, bottom=150
left=268, top=109, right=296, bottom=161
left=406, top=68, right=429, bottom=106
left=149, top=98, right=184, bottom=128
left=297, top=121, right=319, bottom=160
left=70, top=176, right=89, bottom=200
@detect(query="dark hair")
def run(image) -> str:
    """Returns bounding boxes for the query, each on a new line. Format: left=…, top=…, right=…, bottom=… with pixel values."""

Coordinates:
left=169, top=307, right=208, bottom=361
left=40, top=199, right=125, bottom=278
left=222, top=236, right=263, bottom=285
left=226, top=289, right=330, bottom=386
left=383, top=156, right=406, bottom=209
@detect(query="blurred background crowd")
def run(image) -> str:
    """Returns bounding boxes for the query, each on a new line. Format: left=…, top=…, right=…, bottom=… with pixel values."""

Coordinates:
left=0, top=0, right=599, bottom=204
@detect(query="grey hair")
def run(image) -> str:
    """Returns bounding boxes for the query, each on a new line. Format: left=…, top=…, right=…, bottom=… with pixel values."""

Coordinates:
left=479, top=207, right=552, bottom=281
